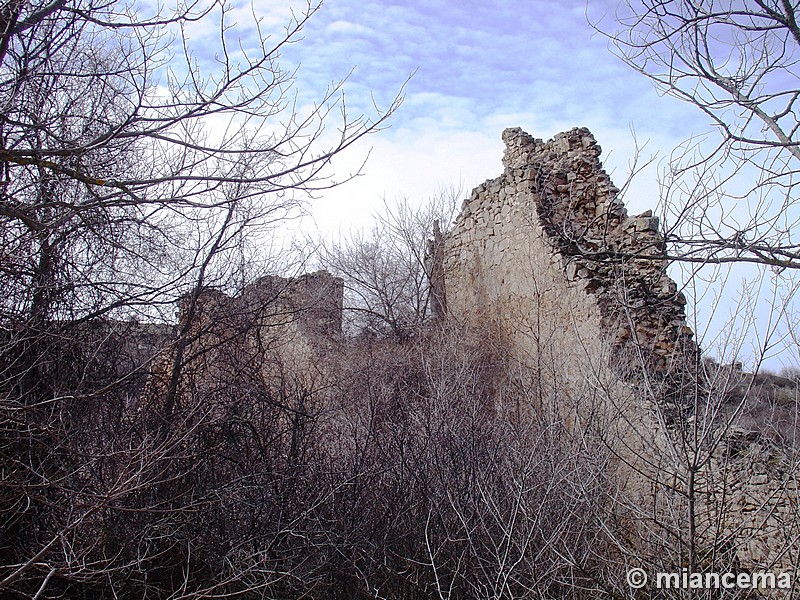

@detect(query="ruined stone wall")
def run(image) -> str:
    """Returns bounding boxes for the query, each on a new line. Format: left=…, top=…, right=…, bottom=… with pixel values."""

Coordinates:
left=441, top=127, right=799, bottom=573
left=145, top=270, right=344, bottom=417
left=178, top=271, right=343, bottom=341
left=441, top=126, right=690, bottom=534
left=443, top=127, right=697, bottom=397
left=713, top=439, right=800, bottom=571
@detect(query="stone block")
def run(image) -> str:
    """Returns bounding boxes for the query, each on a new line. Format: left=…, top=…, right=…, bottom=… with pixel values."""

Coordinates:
left=635, top=216, right=660, bottom=232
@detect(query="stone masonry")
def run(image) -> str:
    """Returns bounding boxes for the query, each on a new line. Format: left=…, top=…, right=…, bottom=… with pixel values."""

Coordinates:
left=144, top=270, right=343, bottom=420
left=439, top=126, right=799, bottom=573
left=442, top=127, right=698, bottom=403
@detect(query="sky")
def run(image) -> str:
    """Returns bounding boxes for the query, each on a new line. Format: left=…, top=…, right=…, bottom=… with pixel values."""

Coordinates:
left=183, top=0, right=798, bottom=370
left=268, top=0, right=703, bottom=231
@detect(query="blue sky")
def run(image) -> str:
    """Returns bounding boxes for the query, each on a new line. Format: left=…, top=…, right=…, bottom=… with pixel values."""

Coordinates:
left=185, top=0, right=798, bottom=369
left=263, top=0, right=705, bottom=225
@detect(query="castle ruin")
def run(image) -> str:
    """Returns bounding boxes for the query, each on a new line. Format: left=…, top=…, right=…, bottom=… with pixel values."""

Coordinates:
left=160, top=127, right=799, bottom=576
left=440, top=127, right=698, bottom=400
left=437, top=126, right=799, bottom=575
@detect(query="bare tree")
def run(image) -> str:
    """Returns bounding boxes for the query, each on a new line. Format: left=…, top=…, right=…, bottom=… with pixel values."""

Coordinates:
left=584, top=12, right=800, bottom=580
left=595, top=0, right=800, bottom=270
left=0, top=0, right=402, bottom=596
left=316, top=189, right=459, bottom=339
left=559, top=273, right=800, bottom=599
left=0, top=0, right=402, bottom=325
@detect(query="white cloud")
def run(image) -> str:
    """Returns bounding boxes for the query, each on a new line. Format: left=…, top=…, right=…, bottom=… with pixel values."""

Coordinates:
left=325, top=20, right=376, bottom=36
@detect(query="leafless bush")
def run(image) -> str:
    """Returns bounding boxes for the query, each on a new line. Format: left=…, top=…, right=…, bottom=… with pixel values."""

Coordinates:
left=314, top=323, right=622, bottom=599
left=317, top=191, right=459, bottom=340
left=0, top=0, right=401, bottom=596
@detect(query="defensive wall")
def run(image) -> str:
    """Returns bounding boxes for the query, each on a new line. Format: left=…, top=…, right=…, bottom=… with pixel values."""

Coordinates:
left=439, top=127, right=698, bottom=400
left=437, top=126, right=799, bottom=573
left=143, top=127, right=799, bottom=574
left=144, top=270, right=343, bottom=419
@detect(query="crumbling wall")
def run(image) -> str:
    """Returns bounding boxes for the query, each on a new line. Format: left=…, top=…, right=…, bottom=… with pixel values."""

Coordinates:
left=145, top=270, right=344, bottom=417
left=178, top=271, right=343, bottom=341
left=713, top=437, right=800, bottom=571
left=441, top=126, right=798, bottom=573
left=443, top=127, right=697, bottom=399
left=441, top=127, right=687, bottom=532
